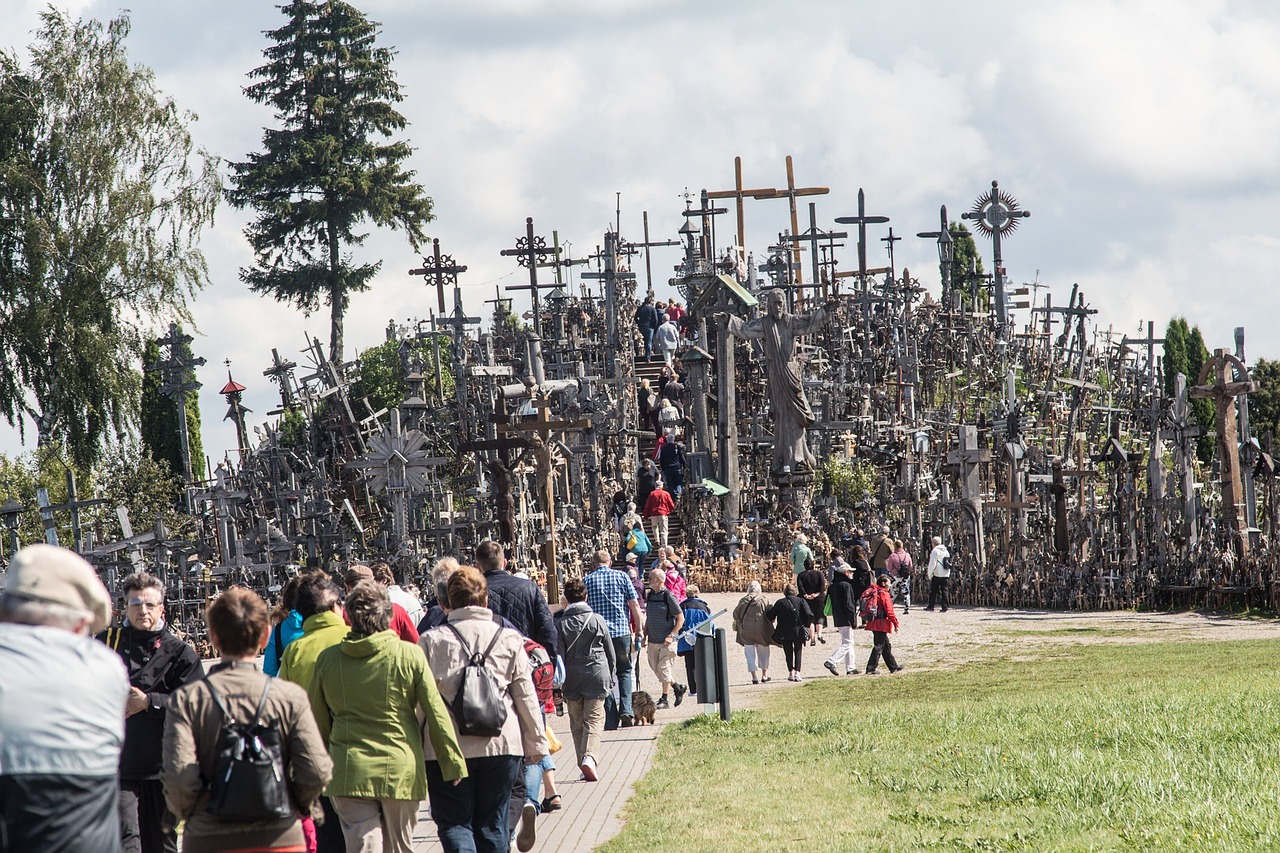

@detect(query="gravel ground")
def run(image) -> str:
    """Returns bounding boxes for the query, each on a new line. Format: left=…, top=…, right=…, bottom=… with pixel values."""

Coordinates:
left=647, top=591, right=1280, bottom=720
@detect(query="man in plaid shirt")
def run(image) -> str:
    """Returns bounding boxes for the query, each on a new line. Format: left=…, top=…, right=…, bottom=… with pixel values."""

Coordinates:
left=585, top=549, right=645, bottom=727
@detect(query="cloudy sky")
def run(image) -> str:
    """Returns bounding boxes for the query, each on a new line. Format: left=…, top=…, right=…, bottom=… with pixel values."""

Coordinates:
left=4, top=0, right=1280, bottom=464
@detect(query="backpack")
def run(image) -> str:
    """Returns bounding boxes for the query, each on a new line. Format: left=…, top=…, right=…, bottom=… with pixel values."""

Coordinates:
left=524, top=637, right=556, bottom=714
left=444, top=623, right=509, bottom=737
left=859, top=588, right=887, bottom=625
left=204, top=678, right=294, bottom=822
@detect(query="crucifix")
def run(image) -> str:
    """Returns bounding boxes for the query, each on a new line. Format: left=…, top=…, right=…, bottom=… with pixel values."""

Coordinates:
left=705, top=155, right=780, bottom=252
left=263, top=348, right=300, bottom=415
left=409, top=238, right=468, bottom=315
left=961, top=180, right=1031, bottom=339
left=497, top=389, right=590, bottom=603
left=443, top=285, right=482, bottom=418
left=1191, top=348, right=1257, bottom=560
left=501, top=217, right=554, bottom=336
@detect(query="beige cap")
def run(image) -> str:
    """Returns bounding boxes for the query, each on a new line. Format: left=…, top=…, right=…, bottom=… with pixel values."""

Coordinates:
left=344, top=565, right=374, bottom=587
left=3, top=544, right=112, bottom=633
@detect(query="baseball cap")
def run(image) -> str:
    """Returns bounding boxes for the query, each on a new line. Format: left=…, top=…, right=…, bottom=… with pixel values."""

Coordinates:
left=2, top=544, right=112, bottom=633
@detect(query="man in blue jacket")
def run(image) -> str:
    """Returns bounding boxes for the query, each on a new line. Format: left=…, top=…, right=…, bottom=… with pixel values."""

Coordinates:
left=634, top=296, right=660, bottom=361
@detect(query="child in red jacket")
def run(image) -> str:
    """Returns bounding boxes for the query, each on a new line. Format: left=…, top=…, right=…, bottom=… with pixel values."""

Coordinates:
left=859, top=573, right=904, bottom=674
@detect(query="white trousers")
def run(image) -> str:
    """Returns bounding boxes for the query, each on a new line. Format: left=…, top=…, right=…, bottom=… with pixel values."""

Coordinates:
left=826, top=626, right=857, bottom=672
left=743, top=644, right=771, bottom=673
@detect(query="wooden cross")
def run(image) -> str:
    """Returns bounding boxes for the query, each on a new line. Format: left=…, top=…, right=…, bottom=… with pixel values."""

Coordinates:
left=757, top=155, right=828, bottom=287
left=501, top=218, right=554, bottom=336
left=497, top=395, right=591, bottom=603
left=622, top=213, right=679, bottom=295
left=38, top=470, right=110, bottom=552
left=705, top=155, right=780, bottom=252
left=409, top=238, right=468, bottom=315
left=946, top=424, right=989, bottom=565
left=1191, top=348, right=1257, bottom=560
left=0, top=497, right=23, bottom=558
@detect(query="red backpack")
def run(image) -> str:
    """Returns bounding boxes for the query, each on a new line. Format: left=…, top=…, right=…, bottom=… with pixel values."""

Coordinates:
left=524, top=638, right=556, bottom=714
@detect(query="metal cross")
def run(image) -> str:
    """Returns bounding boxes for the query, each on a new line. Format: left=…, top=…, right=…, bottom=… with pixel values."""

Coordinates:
left=410, top=238, right=469, bottom=315
left=501, top=217, right=554, bottom=336
left=835, top=188, right=890, bottom=293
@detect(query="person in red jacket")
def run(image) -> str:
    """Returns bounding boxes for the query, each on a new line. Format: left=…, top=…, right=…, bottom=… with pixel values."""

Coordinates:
left=859, top=573, right=903, bottom=674
left=343, top=565, right=420, bottom=642
left=643, top=480, right=675, bottom=548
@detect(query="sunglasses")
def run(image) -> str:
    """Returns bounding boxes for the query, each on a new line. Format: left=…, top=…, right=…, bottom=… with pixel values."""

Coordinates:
left=127, top=598, right=163, bottom=609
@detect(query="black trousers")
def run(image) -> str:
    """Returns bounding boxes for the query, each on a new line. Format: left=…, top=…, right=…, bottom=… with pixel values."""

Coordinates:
left=679, top=649, right=697, bottom=694
left=316, top=795, right=345, bottom=853
left=928, top=576, right=949, bottom=610
left=780, top=638, right=803, bottom=672
left=118, top=779, right=176, bottom=853
left=866, top=631, right=899, bottom=673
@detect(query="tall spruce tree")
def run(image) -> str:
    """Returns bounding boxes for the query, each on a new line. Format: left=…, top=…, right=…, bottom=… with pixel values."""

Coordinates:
left=0, top=10, right=220, bottom=467
left=226, top=0, right=432, bottom=366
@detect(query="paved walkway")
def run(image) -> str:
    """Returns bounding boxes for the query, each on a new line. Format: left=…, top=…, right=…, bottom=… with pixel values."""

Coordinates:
left=411, top=591, right=770, bottom=852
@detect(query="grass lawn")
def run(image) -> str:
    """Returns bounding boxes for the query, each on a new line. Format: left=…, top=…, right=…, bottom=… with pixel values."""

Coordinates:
left=602, top=640, right=1280, bottom=852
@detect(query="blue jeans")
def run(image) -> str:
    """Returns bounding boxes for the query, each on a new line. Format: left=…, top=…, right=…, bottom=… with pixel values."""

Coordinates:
left=612, top=634, right=634, bottom=717
left=426, top=755, right=521, bottom=853
left=522, top=754, right=556, bottom=812
left=641, top=326, right=654, bottom=358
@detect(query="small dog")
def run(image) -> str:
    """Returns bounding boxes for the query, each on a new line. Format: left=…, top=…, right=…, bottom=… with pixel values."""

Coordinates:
left=631, top=690, right=657, bottom=725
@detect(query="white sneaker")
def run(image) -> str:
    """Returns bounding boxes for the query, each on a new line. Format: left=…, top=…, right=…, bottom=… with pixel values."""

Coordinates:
left=580, top=755, right=599, bottom=782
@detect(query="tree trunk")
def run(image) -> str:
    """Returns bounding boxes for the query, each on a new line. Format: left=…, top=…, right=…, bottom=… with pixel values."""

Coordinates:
left=327, top=211, right=343, bottom=368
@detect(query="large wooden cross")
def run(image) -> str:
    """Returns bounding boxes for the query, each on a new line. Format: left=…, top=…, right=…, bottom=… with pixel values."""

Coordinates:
left=946, top=424, right=989, bottom=566
left=498, top=395, right=591, bottom=602
left=1191, top=348, right=1257, bottom=560
left=705, top=155, right=780, bottom=252
left=757, top=155, right=828, bottom=288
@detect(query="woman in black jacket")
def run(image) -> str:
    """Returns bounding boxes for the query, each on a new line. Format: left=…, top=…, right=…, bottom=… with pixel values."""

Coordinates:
left=766, top=584, right=814, bottom=682
left=796, top=559, right=827, bottom=647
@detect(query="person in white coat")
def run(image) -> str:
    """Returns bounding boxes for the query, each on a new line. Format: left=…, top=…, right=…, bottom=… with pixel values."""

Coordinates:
left=926, top=536, right=951, bottom=612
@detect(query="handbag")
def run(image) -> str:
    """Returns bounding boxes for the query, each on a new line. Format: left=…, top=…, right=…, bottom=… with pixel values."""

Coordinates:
left=546, top=725, right=563, bottom=754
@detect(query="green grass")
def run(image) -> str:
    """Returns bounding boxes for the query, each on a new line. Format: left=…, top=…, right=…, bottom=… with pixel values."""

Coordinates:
left=602, top=641, right=1280, bottom=852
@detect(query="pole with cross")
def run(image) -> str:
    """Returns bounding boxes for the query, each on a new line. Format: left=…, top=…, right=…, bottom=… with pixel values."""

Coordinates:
left=961, top=181, right=1030, bottom=339
left=1191, top=348, right=1257, bottom=560
left=501, top=218, right=554, bottom=337
left=782, top=202, right=846, bottom=308
left=835, top=188, right=890, bottom=295
left=409, top=238, right=468, bottom=316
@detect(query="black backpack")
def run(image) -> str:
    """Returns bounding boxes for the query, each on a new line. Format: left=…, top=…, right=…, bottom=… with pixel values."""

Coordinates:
left=205, top=678, right=293, bottom=822
left=444, top=623, right=509, bottom=737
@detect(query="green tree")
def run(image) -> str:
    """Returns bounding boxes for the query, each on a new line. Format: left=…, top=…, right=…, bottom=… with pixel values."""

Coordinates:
left=0, top=10, right=220, bottom=468
left=1248, top=358, right=1280, bottom=446
left=1164, top=317, right=1214, bottom=462
left=227, top=0, right=433, bottom=366
left=351, top=336, right=454, bottom=415
left=139, top=332, right=204, bottom=480
left=949, top=223, right=987, bottom=309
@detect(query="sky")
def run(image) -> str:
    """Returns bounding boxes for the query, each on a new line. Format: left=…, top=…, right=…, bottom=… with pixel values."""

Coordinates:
left=4, top=0, right=1280, bottom=466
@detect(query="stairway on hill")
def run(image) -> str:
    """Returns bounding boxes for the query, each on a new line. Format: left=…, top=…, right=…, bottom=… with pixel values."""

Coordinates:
left=632, top=357, right=685, bottom=548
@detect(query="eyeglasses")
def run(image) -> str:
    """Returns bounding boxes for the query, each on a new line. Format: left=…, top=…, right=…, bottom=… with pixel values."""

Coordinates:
left=127, top=598, right=163, bottom=609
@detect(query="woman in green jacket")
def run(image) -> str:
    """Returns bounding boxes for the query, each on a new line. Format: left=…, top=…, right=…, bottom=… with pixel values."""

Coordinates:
left=309, top=580, right=466, bottom=853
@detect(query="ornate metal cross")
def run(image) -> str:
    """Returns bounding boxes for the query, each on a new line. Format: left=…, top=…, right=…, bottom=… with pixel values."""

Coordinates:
left=410, top=238, right=468, bottom=315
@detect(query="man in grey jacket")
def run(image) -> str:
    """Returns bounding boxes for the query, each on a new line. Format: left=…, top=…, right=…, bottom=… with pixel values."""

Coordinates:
left=0, top=545, right=128, bottom=852
left=555, top=578, right=616, bottom=782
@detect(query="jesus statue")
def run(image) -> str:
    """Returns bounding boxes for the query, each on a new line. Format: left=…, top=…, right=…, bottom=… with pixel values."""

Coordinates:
left=725, top=289, right=830, bottom=475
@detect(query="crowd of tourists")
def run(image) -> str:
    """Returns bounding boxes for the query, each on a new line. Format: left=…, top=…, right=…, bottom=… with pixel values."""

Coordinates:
left=0, top=523, right=950, bottom=853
